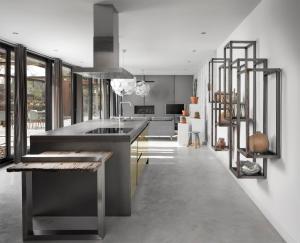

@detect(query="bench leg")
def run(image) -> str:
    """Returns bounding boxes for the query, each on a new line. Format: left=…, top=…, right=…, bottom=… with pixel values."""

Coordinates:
left=22, top=172, right=33, bottom=240
left=97, top=166, right=105, bottom=238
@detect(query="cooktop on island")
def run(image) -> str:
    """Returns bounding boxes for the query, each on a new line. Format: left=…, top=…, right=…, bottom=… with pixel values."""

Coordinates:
left=86, top=127, right=133, bottom=134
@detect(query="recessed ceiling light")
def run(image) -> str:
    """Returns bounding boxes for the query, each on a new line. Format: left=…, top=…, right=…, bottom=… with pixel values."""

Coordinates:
left=201, top=31, right=207, bottom=35
left=192, top=49, right=197, bottom=53
left=12, top=32, right=19, bottom=35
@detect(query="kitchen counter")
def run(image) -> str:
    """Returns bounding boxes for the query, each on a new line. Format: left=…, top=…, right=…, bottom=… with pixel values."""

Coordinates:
left=30, top=118, right=149, bottom=144
left=29, top=119, right=150, bottom=217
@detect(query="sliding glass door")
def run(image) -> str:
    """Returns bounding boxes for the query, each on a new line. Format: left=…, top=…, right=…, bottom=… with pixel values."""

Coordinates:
left=0, top=45, right=14, bottom=162
left=26, top=55, right=46, bottom=146
left=92, top=78, right=101, bottom=119
left=82, top=78, right=91, bottom=121
left=62, top=66, right=72, bottom=126
left=0, top=48, right=7, bottom=159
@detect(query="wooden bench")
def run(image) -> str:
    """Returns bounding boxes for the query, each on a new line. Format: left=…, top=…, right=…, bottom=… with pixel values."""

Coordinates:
left=7, top=151, right=112, bottom=241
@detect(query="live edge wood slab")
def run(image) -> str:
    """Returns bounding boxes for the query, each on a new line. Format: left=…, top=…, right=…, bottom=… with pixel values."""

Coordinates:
left=7, top=151, right=113, bottom=173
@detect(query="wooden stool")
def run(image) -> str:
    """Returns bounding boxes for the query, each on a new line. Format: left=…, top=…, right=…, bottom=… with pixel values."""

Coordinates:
left=188, top=131, right=201, bottom=148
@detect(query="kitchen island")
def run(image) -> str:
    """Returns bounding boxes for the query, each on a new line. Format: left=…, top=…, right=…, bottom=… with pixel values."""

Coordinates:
left=29, top=118, right=149, bottom=217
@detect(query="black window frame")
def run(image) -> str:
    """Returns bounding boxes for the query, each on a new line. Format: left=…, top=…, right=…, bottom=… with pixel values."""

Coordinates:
left=0, top=42, right=14, bottom=164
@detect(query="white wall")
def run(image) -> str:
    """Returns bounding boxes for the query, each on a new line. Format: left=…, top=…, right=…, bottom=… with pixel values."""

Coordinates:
left=197, top=0, right=300, bottom=242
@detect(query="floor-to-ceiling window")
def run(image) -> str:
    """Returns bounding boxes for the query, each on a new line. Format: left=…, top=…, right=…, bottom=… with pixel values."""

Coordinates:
left=92, top=78, right=101, bottom=119
left=26, top=55, right=46, bottom=146
left=0, top=48, right=7, bottom=159
left=82, top=77, right=90, bottom=121
left=62, top=66, right=72, bottom=126
left=0, top=45, right=14, bottom=162
left=10, top=52, right=14, bottom=154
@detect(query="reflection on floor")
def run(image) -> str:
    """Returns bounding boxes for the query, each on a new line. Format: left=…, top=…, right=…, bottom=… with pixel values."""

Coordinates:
left=0, top=138, right=284, bottom=243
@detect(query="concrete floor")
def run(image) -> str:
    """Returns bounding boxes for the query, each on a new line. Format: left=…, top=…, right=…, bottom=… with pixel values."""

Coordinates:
left=0, top=139, right=284, bottom=243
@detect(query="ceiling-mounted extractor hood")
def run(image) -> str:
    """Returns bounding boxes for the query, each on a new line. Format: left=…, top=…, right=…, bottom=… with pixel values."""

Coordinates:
left=74, top=4, right=133, bottom=79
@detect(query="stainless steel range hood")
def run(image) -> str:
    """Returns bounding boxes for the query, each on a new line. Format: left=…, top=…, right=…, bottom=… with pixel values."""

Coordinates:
left=73, top=4, right=133, bottom=79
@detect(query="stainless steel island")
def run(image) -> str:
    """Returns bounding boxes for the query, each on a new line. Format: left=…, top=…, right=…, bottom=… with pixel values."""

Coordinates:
left=29, top=119, right=149, bottom=217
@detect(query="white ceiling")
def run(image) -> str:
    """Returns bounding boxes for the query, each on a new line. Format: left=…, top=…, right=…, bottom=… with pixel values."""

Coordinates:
left=0, top=0, right=260, bottom=75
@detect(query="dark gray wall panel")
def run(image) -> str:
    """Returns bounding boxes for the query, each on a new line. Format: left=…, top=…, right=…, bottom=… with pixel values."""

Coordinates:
left=175, top=75, right=193, bottom=109
left=145, top=75, right=174, bottom=116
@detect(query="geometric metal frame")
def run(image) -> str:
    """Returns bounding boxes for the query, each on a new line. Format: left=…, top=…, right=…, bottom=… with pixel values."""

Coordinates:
left=224, top=40, right=257, bottom=175
left=208, top=40, right=282, bottom=179
left=237, top=68, right=281, bottom=159
left=208, top=58, right=230, bottom=151
left=230, top=67, right=281, bottom=178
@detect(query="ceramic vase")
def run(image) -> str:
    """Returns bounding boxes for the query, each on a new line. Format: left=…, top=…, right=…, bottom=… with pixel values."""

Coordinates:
left=249, top=132, right=269, bottom=153
left=191, top=96, right=198, bottom=104
left=216, top=138, right=226, bottom=149
left=182, top=110, right=189, bottom=116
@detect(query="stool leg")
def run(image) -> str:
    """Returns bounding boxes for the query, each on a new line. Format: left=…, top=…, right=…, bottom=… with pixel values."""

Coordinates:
left=188, top=133, right=192, bottom=147
left=195, top=134, right=200, bottom=148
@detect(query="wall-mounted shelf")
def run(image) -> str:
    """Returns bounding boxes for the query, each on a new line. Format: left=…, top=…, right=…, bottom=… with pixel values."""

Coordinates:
left=230, top=166, right=265, bottom=179
left=238, top=148, right=279, bottom=159
left=208, top=40, right=282, bottom=179
left=213, top=146, right=230, bottom=152
left=208, top=58, right=230, bottom=151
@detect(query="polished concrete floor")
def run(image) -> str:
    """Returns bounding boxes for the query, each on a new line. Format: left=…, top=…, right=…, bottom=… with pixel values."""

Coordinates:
left=0, top=139, right=284, bottom=243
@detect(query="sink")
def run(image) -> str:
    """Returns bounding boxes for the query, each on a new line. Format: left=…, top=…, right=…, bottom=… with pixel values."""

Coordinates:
left=86, top=127, right=133, bottom=134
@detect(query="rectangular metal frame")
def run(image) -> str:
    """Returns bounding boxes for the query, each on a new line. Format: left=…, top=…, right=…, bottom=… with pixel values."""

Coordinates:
left=22, top=166, right=105, bottom=240
left=208, top=58, right=230, bottom=150
left=220, top=40, right=282, bottom=179
left=224, top=41, right=257, bottom=174
left=237, top=68, right=281, bottom=159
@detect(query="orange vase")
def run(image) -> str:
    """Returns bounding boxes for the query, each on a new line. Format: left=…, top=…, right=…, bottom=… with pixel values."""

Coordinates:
left=191, top=96, right=198, bottom=104
left=182, top=110, right=189, bottom=116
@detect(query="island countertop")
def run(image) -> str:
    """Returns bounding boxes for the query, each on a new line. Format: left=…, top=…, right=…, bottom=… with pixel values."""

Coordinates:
left=30, top=118, right=149, bottom=143
left=28, top=118, right=150, bottom=217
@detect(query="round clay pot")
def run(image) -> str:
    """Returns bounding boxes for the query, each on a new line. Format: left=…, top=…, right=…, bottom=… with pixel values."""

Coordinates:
left=249, top=132, right=269, bottom=153
left=190, top=96, right=198, bottom=104
left=182, top=110, right=189, bottom=116
left=180, top=116, right=187, bottom=124
left=194, top=112, right=200, bottom=119
left=220, top=111, right=230, bottom=124
left=214, top=91, right=221, bottom=102
left=217, top=138, right=226, bottom=149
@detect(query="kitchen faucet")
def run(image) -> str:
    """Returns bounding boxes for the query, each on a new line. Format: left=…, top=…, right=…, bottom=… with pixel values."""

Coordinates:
left=118, top=101, right=132, bottom=123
